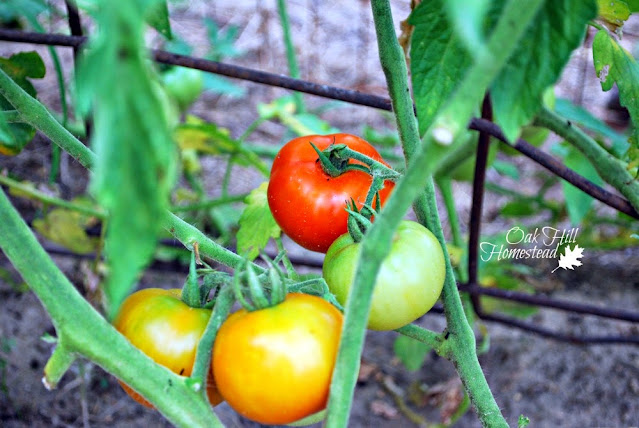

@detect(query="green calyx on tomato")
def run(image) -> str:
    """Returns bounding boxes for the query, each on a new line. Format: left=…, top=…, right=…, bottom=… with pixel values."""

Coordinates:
left=323, top=220, right=446, bottom=331
left=267, top=133, right=395, bottom=253
left=212, top=293, right=343, bottom=425
left=112, top=288, right=222, bottom=408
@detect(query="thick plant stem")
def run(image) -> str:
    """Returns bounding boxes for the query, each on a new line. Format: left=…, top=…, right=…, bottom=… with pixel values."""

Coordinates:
left=0, top=187, right=222, bottom=428
left=326, top=1, right=543, bottom=427
left=535, top=106, right=639, bottom=213
left=0, top=68, right=95, bottom=170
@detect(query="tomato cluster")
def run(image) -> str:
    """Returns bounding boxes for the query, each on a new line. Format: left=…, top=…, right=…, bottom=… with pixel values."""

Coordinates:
left=114, top=133, right=445, bottom=424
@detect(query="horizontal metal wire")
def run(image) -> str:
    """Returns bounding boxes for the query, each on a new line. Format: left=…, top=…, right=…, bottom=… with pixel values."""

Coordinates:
left=2, top=28, right=638, bottom=345
left=1, top=29, right=635, bottom=219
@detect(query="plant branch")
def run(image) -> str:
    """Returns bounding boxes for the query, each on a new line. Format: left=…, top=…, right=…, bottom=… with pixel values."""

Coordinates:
left=0, top=174, right=105, bottom=218
left=535, top=106, right=639, bottom=213
left=0, top=187, right=222, bottom=427
left=0, top=68, right=95, bottom=170
left=190, top=286, right=235, bottom=389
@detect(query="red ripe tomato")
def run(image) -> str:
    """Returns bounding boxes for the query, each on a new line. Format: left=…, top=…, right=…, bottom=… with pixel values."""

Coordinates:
left=212, top=293, right=343, bottom=425
left=267, top=133, right=394, bottom=253
left=112, top=288, right=222, bottom=408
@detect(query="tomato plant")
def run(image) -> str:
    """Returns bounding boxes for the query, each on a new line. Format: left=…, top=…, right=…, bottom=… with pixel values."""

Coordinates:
left=112, top=288, right=222, bottom=408
left=323, top=220, right=446, bottom=331
left=267, top=133, right=395, bottom=253
left=212, top=293, right=343, bottom=425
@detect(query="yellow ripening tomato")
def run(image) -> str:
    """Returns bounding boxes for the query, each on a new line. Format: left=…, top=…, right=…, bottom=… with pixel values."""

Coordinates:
left=112, top=288, right=222, bottom=408
left=212, top=293, right=343, bottom=425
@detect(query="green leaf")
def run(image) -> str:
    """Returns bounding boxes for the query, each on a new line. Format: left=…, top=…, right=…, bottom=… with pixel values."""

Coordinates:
left=409, top=0, right=473, bottom=136
left=174, top=116, right=268, bottom=175
left=593, top=30, right=639, bottom=156
left=361, top=125, right=400, bottom=147
left=555, top=143, right=603, bottom=225
left=0, top=51, right=45, bottom=79
left=205, top=18, right=243, bottom=61
left=500, top=201, right=537, bottom=217
left=628, top=0, right=639, bottom=11
left=491, top=0, right=597, bottom=142
left=236, top=182, right=281, bottom=261
left=393, top=335, right=432, bottom=372
left=146, top=0, right=172, bottom=39
left=32, top=208, right=100, bottom=255
left=518, top=415, right=531, bottom=428
left=257, top=96, right=339, bottom=136
left=444, top=0, right=490, bottom=55
left=555, top=97, right=628, bottom=156
left=203, top=74, right=246, bottom=97
left=492, top=160, right=520, bottom=179
left=0, top=51, right=45, bottom=154
left=597, top=0, right=631, bottom=30
left=76, top=0, right=177, bottom=319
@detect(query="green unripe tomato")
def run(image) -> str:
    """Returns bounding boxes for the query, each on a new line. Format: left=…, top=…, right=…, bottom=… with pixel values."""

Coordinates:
left=323, top=220, right=446, bottom=331
left=161, top=66, right=204, bottom=111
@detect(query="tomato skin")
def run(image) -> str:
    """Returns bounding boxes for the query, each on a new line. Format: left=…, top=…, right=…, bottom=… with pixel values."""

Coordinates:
left=323, top=221, right=446, bottom=331
left=267, top=133, right=394, bottom=253
left=212, top=293, right=343, bottom=425
left=112, top=288, right=222, bottom=408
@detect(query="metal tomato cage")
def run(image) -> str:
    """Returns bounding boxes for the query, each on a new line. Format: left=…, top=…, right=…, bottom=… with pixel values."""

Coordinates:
left=1, top=13, right=639, bottom=346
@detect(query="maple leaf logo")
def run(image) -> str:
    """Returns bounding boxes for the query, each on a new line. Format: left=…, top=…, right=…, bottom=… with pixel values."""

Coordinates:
left=551, top=245, right=584, bottom=273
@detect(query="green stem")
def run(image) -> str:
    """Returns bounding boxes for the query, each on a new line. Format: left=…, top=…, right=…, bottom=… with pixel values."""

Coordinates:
left=0, top=110, right=20, bottom=122
left=0, top=174, right=105, bottom=218
left=275, top=236, right=298, bottom=280
left=43, top=339, right=76, bottom=389
left=395, top=324, right=444, bottom=354
left=436, top=177, right=476, bottom=326
left=338, top=146, right=401, bottom=181
left=0, top=187, right=222, bottom=427
left=24, top=17, right=68, bottom=184
left=170, top=193, right=248, bottom=212
left=437, top=177, right=464, bottom=258
left=162, top=211, right=266, bottom=274
left=221, top=157, right=233, bottom=197
left=1, top=109, right=86, bottom=137
left=326, top=1, right=542, bottom=427
left=0, top=68, right=96, bottom=170
left=535, top=106, right=639, bottom=213
left=190, top=286, right=234, bottom=389
left=181, top=251, right=201, bottom=307
left=277, top=0, right=305, bottom=113
left=238, top=117, right=267, bottom=142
